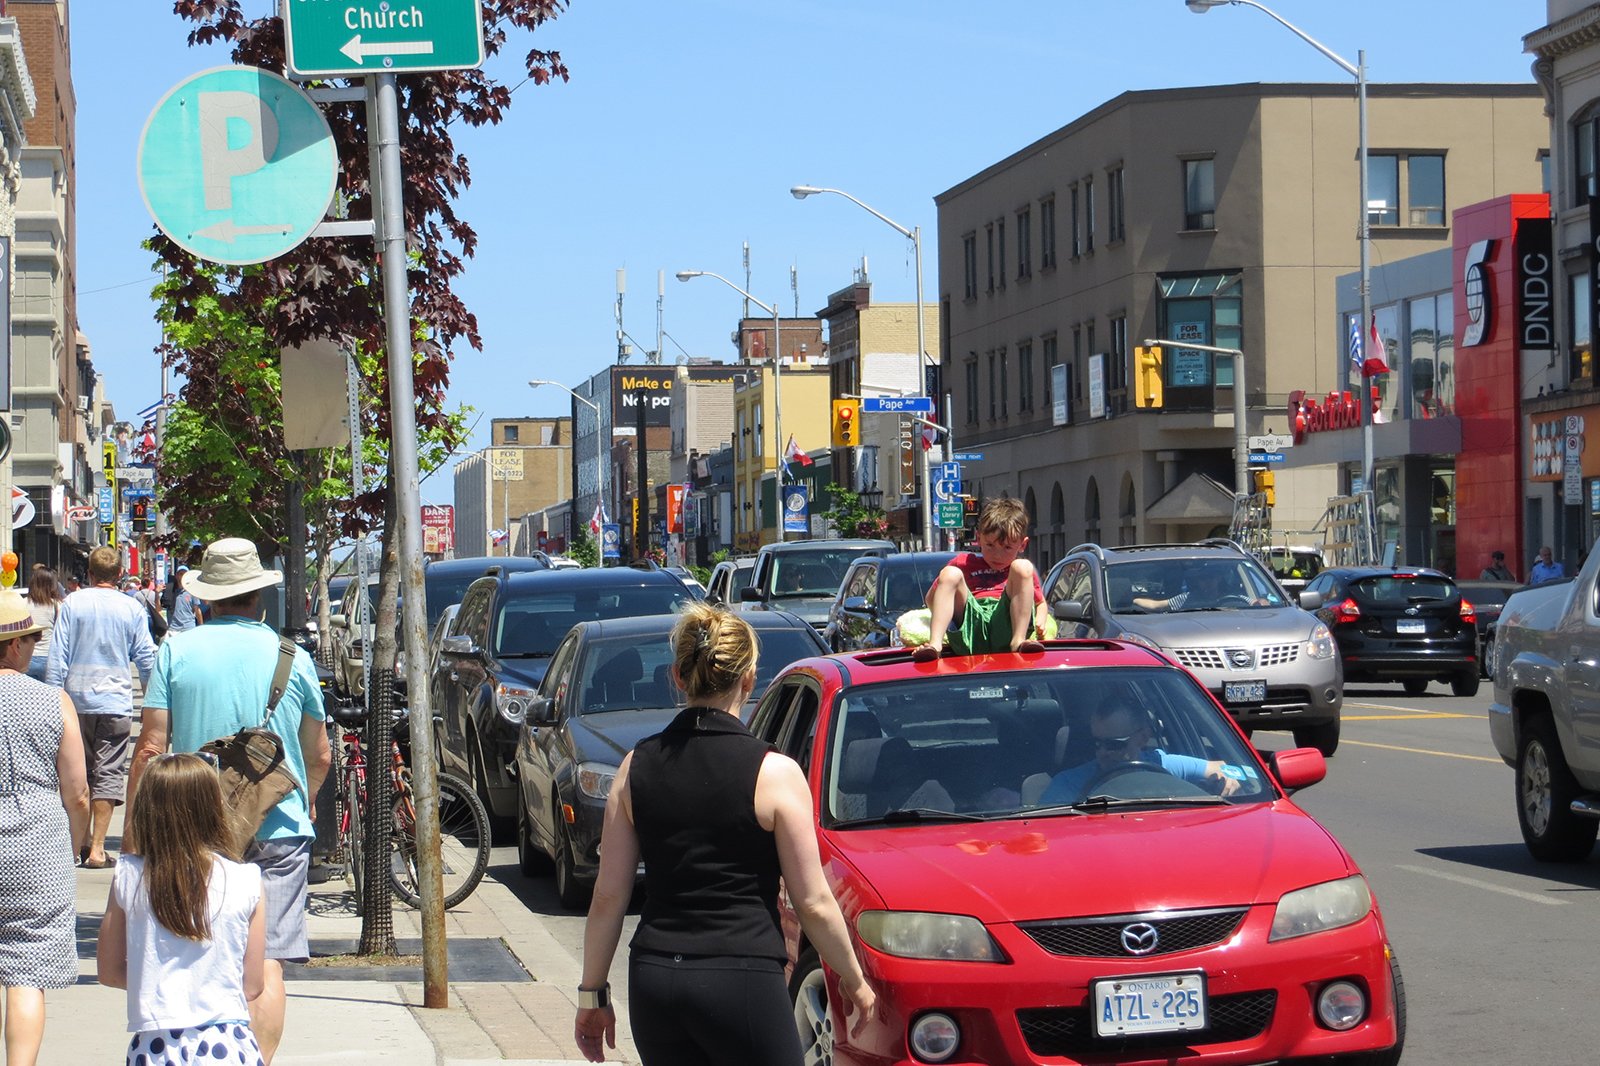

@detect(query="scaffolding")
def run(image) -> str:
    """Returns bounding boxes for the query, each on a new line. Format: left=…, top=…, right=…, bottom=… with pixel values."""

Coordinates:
left=1314, top=493, right=1378, bottom=567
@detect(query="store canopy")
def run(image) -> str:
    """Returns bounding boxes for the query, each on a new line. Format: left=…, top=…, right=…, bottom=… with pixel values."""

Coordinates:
left=1145, top=472, right=1236, bottom=522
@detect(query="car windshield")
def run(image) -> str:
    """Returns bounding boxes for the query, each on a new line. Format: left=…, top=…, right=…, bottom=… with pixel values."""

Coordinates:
left=770, top=550, right=864, bottom=597
left=577, top=626, right=821, bottom=714
left=1107, top=559, right=1286, bottom=613
left=882, top=559, right=953, bottom=613
left=426, top=571, right=492, bottom=630
left=824, top=665, right=1271, bottom=825
left=1351, top=574, right=1457, bottom=605
left=1264, top=549, right=1323, bottom=582
left=493, top=586, right=691, bottom=658
left=727, top=564, right=754, bottom=595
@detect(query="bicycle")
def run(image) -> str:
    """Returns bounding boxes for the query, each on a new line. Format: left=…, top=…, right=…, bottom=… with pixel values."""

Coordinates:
left=328, top=699, right=492, bottom=911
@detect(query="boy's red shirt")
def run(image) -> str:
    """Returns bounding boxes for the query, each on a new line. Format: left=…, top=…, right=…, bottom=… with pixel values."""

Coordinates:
left=952, top=552, right=1044, bottom=604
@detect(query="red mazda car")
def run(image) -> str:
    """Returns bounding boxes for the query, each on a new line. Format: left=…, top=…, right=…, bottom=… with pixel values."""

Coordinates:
left=748, top=640, right=1404, bottom=1066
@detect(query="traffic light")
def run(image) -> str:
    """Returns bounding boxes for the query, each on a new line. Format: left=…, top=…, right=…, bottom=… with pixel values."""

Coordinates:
left=1252, top=470, right=1276, bottom=508
left=1134, top=345, right=1164, bottom=409
left=130, top=499, right=150, bottom=533
left=831, top=398, right=861, bottom=447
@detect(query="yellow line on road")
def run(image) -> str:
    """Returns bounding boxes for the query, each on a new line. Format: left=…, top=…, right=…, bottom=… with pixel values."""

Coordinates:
left=1338, top=739, right=1501, bottom=763
left=1343, top=712, right=1484, bottom=721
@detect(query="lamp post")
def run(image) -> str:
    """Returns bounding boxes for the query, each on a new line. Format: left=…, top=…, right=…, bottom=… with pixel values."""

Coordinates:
left=1147, top=337, right=1248, bottom=503
left=791, top=184, right=936, bottom=549
left=529, top=379, right=604, bottom=551
left=677, top=270, right=786, bottom=543
left=1186, top=0, right=1372, bottom=497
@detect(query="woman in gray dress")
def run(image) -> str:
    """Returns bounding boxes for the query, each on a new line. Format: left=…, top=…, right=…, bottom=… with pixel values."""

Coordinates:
left=0, top=591, right=89, bottom=1066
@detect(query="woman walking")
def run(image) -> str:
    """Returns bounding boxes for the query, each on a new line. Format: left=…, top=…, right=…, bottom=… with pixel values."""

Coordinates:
left=97, top=753, right=267, bottom=1066
left=576, top=602, right=874, bottom=1065
left=21, top=567, right=62, bottom=682
left=0, top=590, right=90, bottom=1066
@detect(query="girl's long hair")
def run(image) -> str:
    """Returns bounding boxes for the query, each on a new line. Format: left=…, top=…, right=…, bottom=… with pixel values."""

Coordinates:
left=26, top=566, right=59, bottom=606
left=127, top=754, right=233, bottom=941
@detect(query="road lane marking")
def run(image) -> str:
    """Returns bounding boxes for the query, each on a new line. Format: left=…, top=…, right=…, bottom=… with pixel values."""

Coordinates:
left=1394, top=863, right=1569, bottom=906
left=1344, top=701, right=1489, bottom=718
left=1343, top=712, right=1485, bottom=721
left=1337, top=739, right=1501, bottom=763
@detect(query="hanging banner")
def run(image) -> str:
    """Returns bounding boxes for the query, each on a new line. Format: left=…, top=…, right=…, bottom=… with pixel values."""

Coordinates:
left=666, top=484, right=685, bottom=535
left=1516, top=215, right=1553, bottom=352
left=601, top=523, right=622, bottom=559
left=782, top=485, right=810, bottom=534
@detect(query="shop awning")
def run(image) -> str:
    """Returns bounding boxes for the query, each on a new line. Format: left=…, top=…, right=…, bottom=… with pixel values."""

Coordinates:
left=1144, top=472, right=1236, bottom=522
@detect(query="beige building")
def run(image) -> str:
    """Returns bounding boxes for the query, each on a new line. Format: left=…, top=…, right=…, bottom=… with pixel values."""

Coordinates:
left=453, top=417, right=572, bottom=557
left=936, top=82, right=1547, bottom=574
left=731, top=358, right=830, bottom=550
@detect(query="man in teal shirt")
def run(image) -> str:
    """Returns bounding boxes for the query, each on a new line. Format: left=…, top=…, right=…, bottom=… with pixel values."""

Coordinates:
left=131, top=538, right=330, bottom=1066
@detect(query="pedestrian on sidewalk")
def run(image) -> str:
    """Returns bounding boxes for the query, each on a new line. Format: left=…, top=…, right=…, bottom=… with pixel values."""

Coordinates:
left=44, top=546, right=157, bottom=869
left=97, top=753, right=267, bottom=1066
left=576, top=602, right=875, bottom=1065
left=0, top=590, right=90, bottom=1066
left=128, top=538, right=329, bottom=1066
left=22, top=566, right=63, bottom=681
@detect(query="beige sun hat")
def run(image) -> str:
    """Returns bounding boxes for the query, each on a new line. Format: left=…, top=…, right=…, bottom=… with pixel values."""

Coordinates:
left=183, top=537, right=283, bottom=601
left=0, top=590, right=46, bottom=640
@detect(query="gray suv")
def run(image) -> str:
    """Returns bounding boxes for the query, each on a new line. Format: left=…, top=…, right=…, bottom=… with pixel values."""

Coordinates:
left=1043, top=539, right=1344, bottom=754
left=741, top=539, right=896, bottom=629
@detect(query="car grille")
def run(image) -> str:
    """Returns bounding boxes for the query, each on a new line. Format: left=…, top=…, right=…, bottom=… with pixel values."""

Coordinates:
left=1019, top=907, right=1247, bottom=958
left=1171, top=644, right=1299, bottom=671
left=1017, top=990, right=1277, bottom=1056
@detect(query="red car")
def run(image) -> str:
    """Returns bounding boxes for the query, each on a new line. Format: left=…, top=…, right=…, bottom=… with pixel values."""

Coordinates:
left=748, top=640, right=1404, bottom=1066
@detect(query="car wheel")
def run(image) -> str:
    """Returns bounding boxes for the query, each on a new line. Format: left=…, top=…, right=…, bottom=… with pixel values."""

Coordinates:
left=1293, top=718, right=1340, bottom=757
left=517, top=800, right=551, bottom=877
left=1332, top=950, right=1406, bottom=1066
left=1450, top=673, right=1480, bottom=698
left=1516, top=715, right=1599, bottom=862
left=1401, top=679, right=1428, bottom=696
left=788, top=948, right=835, bottom=1066
left=553, top=816, right=591, bottom=910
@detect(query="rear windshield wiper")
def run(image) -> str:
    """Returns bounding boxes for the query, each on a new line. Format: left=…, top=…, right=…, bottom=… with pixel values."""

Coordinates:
left=831, top=807, right=989, bottom=828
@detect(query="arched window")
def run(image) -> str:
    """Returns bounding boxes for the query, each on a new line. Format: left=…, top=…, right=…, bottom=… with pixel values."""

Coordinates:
left=1024, top=487, right=1042, bottom=569
left=1085, top=478, right=1101, bottom=546
left=1120, top=474, right=1137, bottom=546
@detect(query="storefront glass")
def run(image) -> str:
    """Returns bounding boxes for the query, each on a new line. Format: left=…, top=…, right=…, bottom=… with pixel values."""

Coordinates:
left=1373, top=304, right=1401, bottom=424
left=1408, top=293, right=1455, bottom=418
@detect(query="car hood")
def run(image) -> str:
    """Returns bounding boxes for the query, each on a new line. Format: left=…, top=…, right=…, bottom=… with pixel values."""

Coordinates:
left=496, top=658, right=552, bottom=690
left=826, top=802, right=1353, bottom=921
left=569, top=706, right=685, bottom=763
left=769, top=596, right=835, bottom=625
left=1118, top=606, right=1318, bottom=645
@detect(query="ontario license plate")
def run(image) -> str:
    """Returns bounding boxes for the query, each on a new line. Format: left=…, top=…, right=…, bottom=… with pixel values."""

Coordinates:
left=1224, top=680, right=1266, bottom=703
left=1092, top=972, right=1207, bottom=1037
left=1396, top=619, right=1426, bottom=634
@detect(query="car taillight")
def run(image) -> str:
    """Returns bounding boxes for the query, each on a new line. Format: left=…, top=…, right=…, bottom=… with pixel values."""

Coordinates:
left=1459, top=599, right=1477, bottom=625
left=1333, top=597, right=1361, bottom=624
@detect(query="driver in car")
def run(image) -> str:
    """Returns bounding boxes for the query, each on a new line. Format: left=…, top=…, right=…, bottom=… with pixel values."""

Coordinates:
left=1132, top=565, right=1265, bottom=612
left=1036, top=701, right=1244, bottom=805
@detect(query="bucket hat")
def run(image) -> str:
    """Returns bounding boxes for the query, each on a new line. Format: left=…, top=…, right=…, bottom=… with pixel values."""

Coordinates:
left=0, top=590, right=47, bottom=640
left=184, top=537, right=282, bottom=601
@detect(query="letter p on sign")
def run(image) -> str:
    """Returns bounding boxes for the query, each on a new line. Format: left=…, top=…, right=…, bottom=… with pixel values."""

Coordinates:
left=198, top=91, right=280, bottom=212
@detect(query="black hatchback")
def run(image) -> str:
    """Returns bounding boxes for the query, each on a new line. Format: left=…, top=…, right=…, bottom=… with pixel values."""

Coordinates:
left=1304, top=566, right=1479, bottom=697
left=822, top=551, right=955, bottom=652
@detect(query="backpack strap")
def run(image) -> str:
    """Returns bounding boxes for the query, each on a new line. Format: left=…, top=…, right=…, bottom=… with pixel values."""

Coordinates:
left=257, top=637, right=299, bottom=730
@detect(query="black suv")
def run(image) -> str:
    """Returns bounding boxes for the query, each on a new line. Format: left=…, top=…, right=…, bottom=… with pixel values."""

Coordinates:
left=1303, top=566, right=1480, bottom=697
left=431, top=565, right=698, bottom=835
left=823, top=551, right=955, bottom=652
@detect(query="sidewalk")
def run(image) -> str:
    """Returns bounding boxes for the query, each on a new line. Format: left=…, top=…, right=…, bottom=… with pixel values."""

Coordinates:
left=41, top=804, right=642, bottom=1066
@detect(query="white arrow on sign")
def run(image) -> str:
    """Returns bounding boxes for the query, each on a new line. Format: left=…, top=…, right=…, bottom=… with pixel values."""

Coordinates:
left=340, top=35, right=436, bottom=65
left=191, top=219, right=293, bottom=244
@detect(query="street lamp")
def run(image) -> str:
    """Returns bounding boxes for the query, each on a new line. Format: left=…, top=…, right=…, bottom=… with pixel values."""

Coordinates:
left=676, top=270, right=786, bottom=543
left=791, top=184, right=937, bottom=549
left=529, top=379, right=605, bottom=551
left=1146, top=337, right=1248, bottom=503
left=1186, top=0, right=1373, bottom=501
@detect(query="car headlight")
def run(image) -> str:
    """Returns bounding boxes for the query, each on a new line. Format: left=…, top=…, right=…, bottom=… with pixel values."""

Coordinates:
left=1270, top=875, right=1372, bottom=941
left=1306, top=621, right=1337, bottom=660
left=1117, top=631, right=1162, bottom=651
left=855, top=911, right=1006, bottom=962
left=495, top=682, right=537, bottom=725
left=575, top=761, right=618, bottom=800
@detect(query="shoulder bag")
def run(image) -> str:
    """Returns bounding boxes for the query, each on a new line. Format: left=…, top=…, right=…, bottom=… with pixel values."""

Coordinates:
left=200, top=637, right=302, bottom=858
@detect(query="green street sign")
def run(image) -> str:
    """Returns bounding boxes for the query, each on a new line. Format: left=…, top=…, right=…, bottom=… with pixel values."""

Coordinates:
left=138, top=66, right=338, bottom=266
left=284, top=0, right=486, bottom=77
left=936, top=502, right=965, bottom=528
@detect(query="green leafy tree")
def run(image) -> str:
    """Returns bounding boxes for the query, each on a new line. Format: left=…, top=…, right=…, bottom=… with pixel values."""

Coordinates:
left=820, top=484, right=890, bottom=540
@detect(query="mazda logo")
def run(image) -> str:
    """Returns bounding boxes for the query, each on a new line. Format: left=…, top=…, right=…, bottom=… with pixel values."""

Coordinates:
left=1228, top=649, right=1254, bottom=669
left=1121, top=922, right=1160, bottom=955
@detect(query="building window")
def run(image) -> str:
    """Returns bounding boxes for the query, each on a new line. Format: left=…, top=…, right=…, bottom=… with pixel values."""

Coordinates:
left=1158, top=273, right=1242, bottom=398
left=999, top=346, right=1009, bottom=419
left=503, top=424, right=519, bottom=442
left=1108, top=165, right=1125, bottom=243
left=1407, top=292, right=1455, bottom=419
left=1108, top=315, right=1127, bottom=416
left=1083, top=177, right=1095, bottom=254
left=753, top=402, right=763, bottom=457
left=1571, top=271, right=1592, bottom=383
left=965, top=358, right=979, bottom=425
left=962, top=233, right=977, bottom=299
left=1041, top=334, right=1058, bottom=410
left=1016, top=206, right=1032, bottom=280
left=736, top=408, right=745, bottom=462
left=1184, top=158, right=1215, bottom=230
left=1368, top=152, right=1446, bottom=227
left=1085, top=478, right=1101, bottom=546
left=987, top=351, right=997, bottom=422
left=1040, top=197, right=1057, bottom=269
left=985, top=224, right=995, bottom=293
left=1070, top=184, right=1081, bottom=259
left=1018, top=340, right=1034, bottom=413
left=997, top=218, right=1007, bottom=289
left=1072, top=325, right=1084, bottom=408
left=1576, top=112, right=1600, bottom=206
left=1538, top=149, right=1551, bottom=196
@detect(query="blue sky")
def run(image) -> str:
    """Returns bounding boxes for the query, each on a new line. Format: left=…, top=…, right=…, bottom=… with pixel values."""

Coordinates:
left=71, top=1, right=1544, bottom=506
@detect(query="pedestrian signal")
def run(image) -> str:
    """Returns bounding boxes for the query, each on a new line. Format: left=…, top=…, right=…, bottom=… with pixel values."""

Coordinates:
left=831, top=398, right=861, bottom=447
left=130, top=499, right=150, bottom=533
left=1134, top=346, right=1164, bottom=409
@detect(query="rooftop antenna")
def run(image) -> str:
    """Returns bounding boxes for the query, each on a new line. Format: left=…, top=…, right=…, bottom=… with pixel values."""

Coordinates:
left=742, top=241, right=751, bottom=320
left=791, top=262, right=799, bottom=318
left=615, top=268, right=632, bottom=363
left=651, top=269, right=664, bottom=365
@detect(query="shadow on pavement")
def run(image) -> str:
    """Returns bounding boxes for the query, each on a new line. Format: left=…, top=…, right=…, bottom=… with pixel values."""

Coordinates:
left=1417, top=842, right=1600, bottom=891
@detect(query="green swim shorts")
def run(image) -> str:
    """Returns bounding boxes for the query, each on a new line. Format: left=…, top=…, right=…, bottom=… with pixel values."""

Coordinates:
left=949, top=593, right=1034, bottom=656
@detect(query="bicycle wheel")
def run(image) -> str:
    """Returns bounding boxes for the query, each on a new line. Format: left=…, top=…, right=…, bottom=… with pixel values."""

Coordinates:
left=345, top=769, right=366, bottom=914
left=390, top=771, right=492, bottom=910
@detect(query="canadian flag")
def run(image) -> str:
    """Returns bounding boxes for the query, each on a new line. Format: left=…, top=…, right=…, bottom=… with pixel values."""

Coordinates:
left=589, top=501, right=606, bottom=536
left=784, top=435, right=814, bottom=466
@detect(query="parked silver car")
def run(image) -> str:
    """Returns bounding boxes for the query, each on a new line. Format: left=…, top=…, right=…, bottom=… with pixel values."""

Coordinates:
left=1043, top=539, right=1344, bottom=754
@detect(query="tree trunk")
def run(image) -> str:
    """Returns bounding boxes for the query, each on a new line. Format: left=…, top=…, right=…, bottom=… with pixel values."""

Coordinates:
left=357, top=476, right=401, bottom=956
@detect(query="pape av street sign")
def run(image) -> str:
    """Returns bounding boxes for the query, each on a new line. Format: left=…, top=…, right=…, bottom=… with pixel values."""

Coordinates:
left=283, top=0, right=486, bottom=78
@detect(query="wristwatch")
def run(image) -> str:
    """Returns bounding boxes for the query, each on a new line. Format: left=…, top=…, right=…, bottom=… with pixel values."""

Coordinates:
left=578, top=983, right=611, bottom=1010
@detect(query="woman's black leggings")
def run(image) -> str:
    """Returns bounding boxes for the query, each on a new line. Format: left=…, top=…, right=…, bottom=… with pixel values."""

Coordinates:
left=628, top=951, right=803, bottom=1066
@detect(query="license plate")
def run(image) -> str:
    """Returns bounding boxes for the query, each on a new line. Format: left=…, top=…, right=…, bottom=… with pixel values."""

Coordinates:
left=1092, top=972, right=1207, bottom=1037
left=1224, top=680, right=1266, bottom=703
left=1396, top=619, right=1426, bottom=634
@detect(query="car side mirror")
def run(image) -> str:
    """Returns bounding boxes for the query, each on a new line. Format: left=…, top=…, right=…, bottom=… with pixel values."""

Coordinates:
left=1053, top=600, right=1087, bottom=622
left=527, top=695, right=557, bottom=725
left=741, top=586, right=766, bottom=603
left=1297, top=591, right=1324, bottom=611
left=329, top=613, right=348, bottom=629
left=440, top=634, right=478, bottom=658
left=1268, top=747, right=1326, bottom=792
left=841, top=595, right=870, bottom=614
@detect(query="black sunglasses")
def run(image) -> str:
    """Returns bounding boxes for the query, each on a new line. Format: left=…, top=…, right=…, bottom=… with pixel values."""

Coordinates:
left=1093, top=733, right=1138, bottom=751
